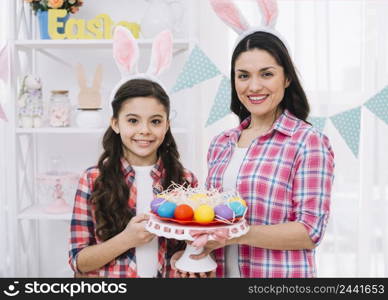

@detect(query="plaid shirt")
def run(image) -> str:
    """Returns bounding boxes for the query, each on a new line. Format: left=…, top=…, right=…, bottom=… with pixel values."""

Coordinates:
left=69, top=157, right=198, bottom=278
left=206, top=110, right=335, bottom=277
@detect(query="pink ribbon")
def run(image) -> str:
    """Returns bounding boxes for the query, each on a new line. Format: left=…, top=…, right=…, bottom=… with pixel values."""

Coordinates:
left=189, top=228, right=230, bottom=248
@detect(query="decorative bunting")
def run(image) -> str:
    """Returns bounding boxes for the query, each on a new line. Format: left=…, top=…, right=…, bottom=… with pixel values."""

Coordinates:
left=308, top=116, right=327, bottom=132
left=171, top=45, right=221, bottom=93
left=0, top=104, right=7, bottom=122
left=0, top=43, right=9, bottom=122
left=0, top=43, right=9, bottom=83
left=167, top=43, right=388, bottom=158
left=206, top=76, right=231, bottom=127
left=364, top=86, right=388, bottom=126
left=330, top=107, right=361, bottom=158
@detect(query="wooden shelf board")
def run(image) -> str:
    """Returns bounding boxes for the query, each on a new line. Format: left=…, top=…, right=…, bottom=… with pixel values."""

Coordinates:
left=16, top=127, right=188, bottom=134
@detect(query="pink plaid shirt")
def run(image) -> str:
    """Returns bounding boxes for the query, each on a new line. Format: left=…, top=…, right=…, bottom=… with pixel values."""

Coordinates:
left=69, top=157, right=197, bottom=278
left=206, top=110, right=335, bottom=277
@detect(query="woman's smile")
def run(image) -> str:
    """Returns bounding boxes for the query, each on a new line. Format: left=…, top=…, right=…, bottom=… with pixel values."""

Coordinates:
left=247, top=94, right=269, bottom=104
left=234, top=49, right=289, bottom=123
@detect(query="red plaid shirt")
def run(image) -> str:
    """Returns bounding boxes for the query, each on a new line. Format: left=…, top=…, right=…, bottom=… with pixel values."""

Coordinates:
left=206, top=110, right=335, bottom=277
left=69, top=157, right=198, bottom=278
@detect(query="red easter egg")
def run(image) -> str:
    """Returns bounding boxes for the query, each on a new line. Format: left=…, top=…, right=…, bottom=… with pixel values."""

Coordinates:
left=174, top=204, right=194, bottom=221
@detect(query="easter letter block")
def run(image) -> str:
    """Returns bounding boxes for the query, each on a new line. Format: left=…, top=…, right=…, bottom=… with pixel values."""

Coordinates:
left=65, top=19, right=86, bottom=39
left=48, top=9, right=140, bottom=40
left=48, top=9, right=67, bottom=39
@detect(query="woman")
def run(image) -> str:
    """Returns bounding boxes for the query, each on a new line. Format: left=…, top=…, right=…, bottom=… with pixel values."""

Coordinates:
left=191, top=30, right=335, bottom=278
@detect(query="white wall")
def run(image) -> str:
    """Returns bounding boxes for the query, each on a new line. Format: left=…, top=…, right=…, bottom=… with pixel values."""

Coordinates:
left=4, top=0, right=196, bottom=277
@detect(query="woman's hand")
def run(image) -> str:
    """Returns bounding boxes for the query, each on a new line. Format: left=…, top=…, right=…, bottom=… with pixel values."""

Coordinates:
left=189, top=239, right=227, bottom=260
left=122, top=214, right=156, bottom=247
left=170, top=250, right=216, bottom=278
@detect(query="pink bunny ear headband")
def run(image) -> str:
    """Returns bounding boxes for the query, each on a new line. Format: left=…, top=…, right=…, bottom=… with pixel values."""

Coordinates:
left=110, top=26, right=173, bottom=103
left=209, top=0, right=290, bottom=53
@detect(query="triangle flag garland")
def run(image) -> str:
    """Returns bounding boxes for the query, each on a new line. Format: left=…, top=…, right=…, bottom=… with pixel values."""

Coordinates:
left=330, top=106, right=361, bottom=158
left=0, top=43, right=9, bottom=83
left=166, top=43, right=388, bottom=158
left=0, top=104, right=7, bottom=122
left=0, top=43, right=9, bottom=122
left=171, top=45, right=221, bottom=93
left=308, top=116, right=327, bottom=132
left=206, top=76, right=231, bottom=127
left=364, top=85, right=388, bottom=126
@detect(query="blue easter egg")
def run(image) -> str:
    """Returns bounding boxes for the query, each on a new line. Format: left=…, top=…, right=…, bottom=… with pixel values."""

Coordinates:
left=157, top=201, right=177, bottom=218
left=229, top=201, right=246, bottom=217
left=151, top=197, right=165, bottom=213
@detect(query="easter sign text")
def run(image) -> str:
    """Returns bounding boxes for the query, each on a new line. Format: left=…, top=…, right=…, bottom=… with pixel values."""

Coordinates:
left=48, top=9, right=140, bottom=39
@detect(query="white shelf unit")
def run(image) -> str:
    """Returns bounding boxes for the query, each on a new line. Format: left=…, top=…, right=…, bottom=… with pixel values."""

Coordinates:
left=18, top=204, right=72, bottom=221
left=14, top=39, right=190, bottom=68
left=8, top=0, right=200, bottom=277
left=15, top=39, right=191, bottom=50
left=15, top=127, right=188, bottom=134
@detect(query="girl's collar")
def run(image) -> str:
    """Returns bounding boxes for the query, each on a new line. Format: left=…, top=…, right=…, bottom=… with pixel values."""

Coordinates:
left=120, top=157, right=163, bottom=178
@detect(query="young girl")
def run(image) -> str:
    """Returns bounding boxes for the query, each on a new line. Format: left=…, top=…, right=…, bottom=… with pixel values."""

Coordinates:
left=68, top=27, right=197, bottom=278
left=68, top=78, right=197, bottom=278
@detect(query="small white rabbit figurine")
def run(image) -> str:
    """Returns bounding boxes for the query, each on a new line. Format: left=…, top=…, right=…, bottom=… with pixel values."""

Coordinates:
left=76, top=64, right=102, bottom=109
left=18, top=74, right=43, bottom=128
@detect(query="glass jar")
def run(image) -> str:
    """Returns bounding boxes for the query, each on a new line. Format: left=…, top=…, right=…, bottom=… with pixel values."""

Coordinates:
left=49, top=90, right=71, bottom=127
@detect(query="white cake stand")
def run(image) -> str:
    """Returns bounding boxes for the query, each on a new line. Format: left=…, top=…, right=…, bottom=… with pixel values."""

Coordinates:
left=145, top=214, right=249, bottom=273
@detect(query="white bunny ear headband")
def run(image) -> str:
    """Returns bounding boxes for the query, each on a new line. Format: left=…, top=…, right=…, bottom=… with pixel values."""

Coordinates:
left=209, top=0, right=290, bottom=53
left=110, top=26, right=173, bottom=103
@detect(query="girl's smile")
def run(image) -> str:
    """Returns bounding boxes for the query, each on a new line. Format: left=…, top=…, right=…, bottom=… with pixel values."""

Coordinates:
left=111, top=96, right=169, bottom=166
left=132, top=138, right=155, bottom=146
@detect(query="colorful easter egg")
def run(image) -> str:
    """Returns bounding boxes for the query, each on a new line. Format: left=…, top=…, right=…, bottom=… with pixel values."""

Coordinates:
left=157, top=201, right=176, bottom=218
left=194, top=204, right=215, bottom=223
left=174, top=204, right=194, bottom=221
left=228, top=196, right=247, bottom=207
left=214, top=204, right=234, bottom=220
left=229, top=201, right=246, bottom=217
left=189, top=193, right=208, bottom=202
left=151, top=197, right=165, bottom=213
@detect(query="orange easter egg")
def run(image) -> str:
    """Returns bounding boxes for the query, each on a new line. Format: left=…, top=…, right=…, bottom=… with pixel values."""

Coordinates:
left=174, top=204, right=194, bottom=221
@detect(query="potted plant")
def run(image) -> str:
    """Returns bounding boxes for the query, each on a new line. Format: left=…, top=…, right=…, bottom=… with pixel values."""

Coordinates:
left=24, top=0, right=84, bottom=39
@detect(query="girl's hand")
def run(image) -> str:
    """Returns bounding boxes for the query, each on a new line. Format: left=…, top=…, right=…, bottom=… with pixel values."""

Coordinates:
left=122, top=214, right=156, bottom=247
left=170, top=250, right=216, bottom=278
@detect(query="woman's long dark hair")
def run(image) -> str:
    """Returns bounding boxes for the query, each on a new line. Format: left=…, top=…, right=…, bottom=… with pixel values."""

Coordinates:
left=230, top=31, right=310, bottom=123
left=91, top=79, right=187, bottom=241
